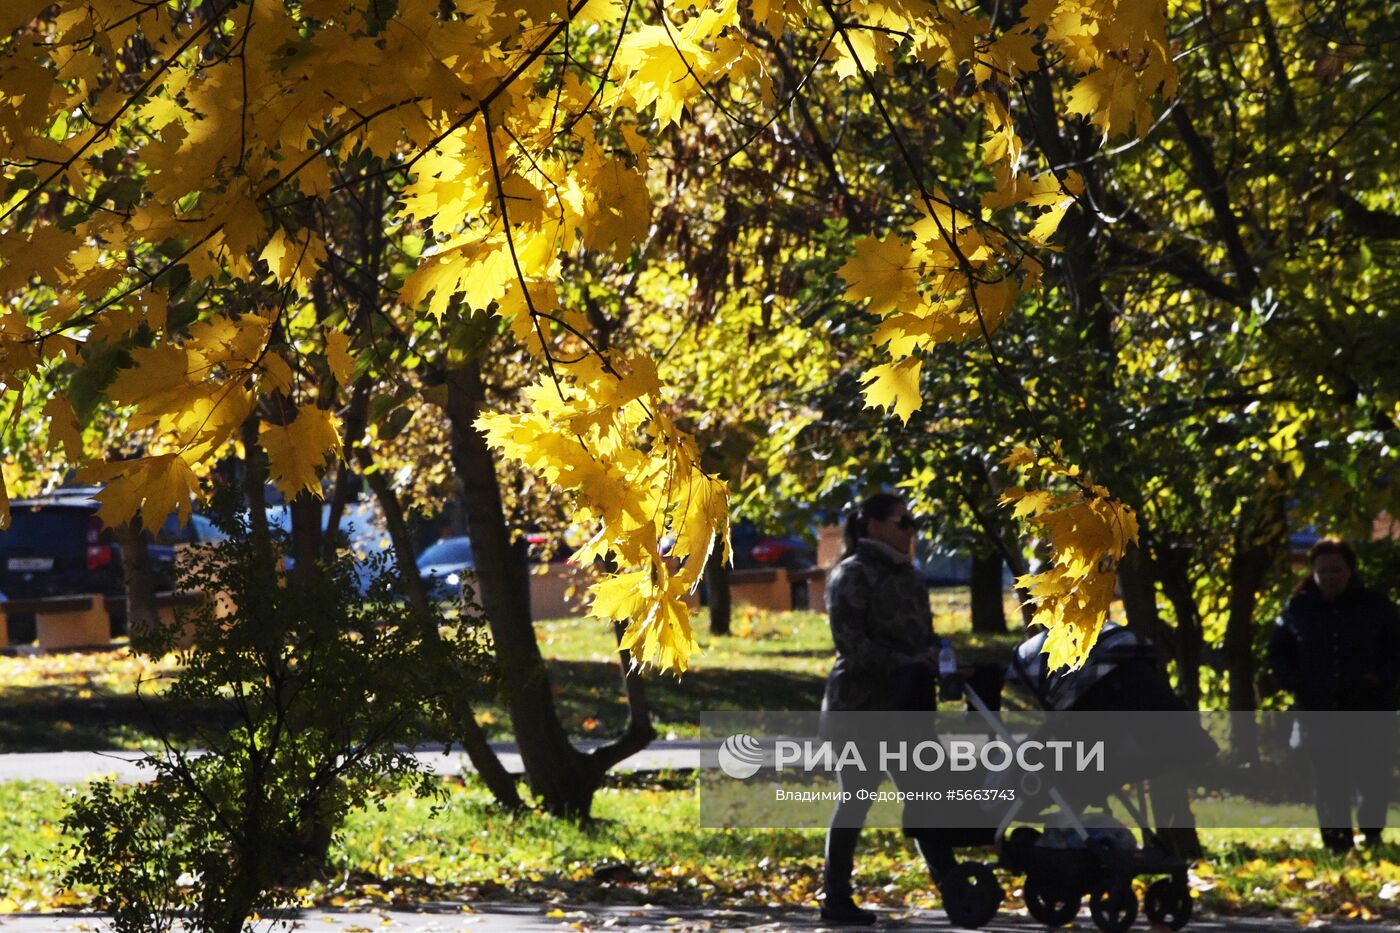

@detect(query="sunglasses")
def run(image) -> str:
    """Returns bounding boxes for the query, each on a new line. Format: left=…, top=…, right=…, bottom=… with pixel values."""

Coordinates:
left=894, top=514, right=920, bottom=531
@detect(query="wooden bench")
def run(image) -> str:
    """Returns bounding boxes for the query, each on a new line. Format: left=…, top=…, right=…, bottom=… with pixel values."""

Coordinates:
left=729, top=567, right=792, bottom=611
left=0, top=591, right=204, bottom=651
left=789, top=566, right=827, bottom=611
left=529, top=561, right=596, bottom=620
left=106, top=591, right=205, bottom=649
left=0, top=595, right=111, bottom=650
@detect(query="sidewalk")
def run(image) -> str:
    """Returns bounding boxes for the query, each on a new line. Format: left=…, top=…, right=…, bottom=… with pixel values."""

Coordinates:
left=1, top=903, right=1394, bottom=931
left=0, top=740, right=717, bottom=784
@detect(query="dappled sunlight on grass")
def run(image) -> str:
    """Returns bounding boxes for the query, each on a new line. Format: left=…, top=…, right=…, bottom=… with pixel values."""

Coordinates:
left=0, top=646, right=180, bottom=699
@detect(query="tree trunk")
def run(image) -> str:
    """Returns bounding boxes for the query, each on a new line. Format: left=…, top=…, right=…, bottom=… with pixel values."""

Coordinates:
left=354, top=442, right=523, bottom=810
left=1003, top=541, right=1036, bottom=629
left=1223, top=542, right=1268, bottom=764
left=1153, top=542, right=1203, bottom=709
left=115, top=522, right=160, bottom=652
left=705, top=535, right=732, bottom=636
left=969, top=550, right=1006, bottom=634
left=289, top=491, right=324, bottom=588
left=958, top=489, right=1034, bottom=629
left=1117, top=544, right=1174, bottom=663
left=1223, top=480, right=1287, bottom=764
left=241, top=416, right=272, bottom=558
left=443, top=356, right=653, bottom=818
left=613, top=620, right=656, bottom=742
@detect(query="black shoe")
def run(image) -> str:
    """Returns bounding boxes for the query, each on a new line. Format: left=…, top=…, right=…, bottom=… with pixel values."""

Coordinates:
left=820, top=898, right=877, bottom=926
left=1322, top=829, right=1353, bottom=855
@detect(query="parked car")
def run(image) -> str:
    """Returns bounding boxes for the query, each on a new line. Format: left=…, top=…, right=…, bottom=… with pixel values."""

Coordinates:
left=525, top=530, right=575, bottom=565
left=750, top=535, right=817, bottom=570
left=0, top=488, right=218, bottom=642
left=262, top=500, right=390, bottom=593
left=727, top=520, right=818, bottom=572
left=916, top=550, right=972, bottom=587
left=415, top=536, right=475, bottom=602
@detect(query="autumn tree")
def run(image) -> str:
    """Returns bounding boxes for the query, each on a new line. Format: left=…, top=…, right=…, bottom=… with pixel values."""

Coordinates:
left=1, top=0, right=1188, bottom=818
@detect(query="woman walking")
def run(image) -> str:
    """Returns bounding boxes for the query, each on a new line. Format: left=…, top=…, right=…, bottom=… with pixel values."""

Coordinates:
left=820, top=493, right=957, bottom=925
left=1269, top=538, right=1400, bottom=853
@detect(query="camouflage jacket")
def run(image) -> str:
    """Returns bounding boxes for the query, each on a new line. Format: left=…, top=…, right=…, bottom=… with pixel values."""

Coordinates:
left=822, top=539, right=936, bottom=711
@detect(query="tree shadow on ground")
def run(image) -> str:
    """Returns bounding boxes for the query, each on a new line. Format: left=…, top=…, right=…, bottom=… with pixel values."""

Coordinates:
left=510, top=658, right=826, bottom=741
left=0, top=691, right=235, bottom=752
left=0, top=658, right=827, bottom=751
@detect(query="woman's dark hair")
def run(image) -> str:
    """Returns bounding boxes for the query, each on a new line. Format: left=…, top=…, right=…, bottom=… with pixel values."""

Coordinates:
left=1308, top=537, right=1357, bottom=571
left=1294, top=537, right=1359, bottom=593
left=842, top=493, right=905, bottom=556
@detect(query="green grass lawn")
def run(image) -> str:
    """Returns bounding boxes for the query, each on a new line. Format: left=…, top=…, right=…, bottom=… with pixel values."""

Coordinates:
left=5, top=776, right=1400, bottom=920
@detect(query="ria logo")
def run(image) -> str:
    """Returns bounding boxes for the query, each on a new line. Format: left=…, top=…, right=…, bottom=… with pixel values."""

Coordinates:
left=718, top=733, right=765, bottom=779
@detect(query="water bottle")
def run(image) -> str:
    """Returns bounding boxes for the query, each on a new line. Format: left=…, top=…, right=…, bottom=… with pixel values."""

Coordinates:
left=937, top=638, right=960, bottom=701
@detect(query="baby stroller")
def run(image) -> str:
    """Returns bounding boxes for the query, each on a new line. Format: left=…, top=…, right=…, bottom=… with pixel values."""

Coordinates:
left=936, top=623, right=1211, bottom=932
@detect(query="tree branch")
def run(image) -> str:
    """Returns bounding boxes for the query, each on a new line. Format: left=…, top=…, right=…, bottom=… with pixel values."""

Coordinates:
left=1169, top=102, right=1259, bottom=294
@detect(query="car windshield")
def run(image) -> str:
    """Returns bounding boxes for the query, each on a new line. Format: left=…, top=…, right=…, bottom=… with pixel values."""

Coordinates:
left=417, top=538, right=472, bottom=566
left=0, top=506, right=89, bottom=555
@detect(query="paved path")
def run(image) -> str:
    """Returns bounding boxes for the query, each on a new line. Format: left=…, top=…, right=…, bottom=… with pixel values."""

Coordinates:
left=0, top=740, right=717, bottom=784
left=1, top=904, right=1393, bottom=931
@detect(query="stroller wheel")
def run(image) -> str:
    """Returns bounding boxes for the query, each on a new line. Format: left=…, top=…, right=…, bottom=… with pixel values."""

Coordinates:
left=1008, top=826, right=1042, bottom=847
left=1000, top=827, right=1040, bottom=873
left=940, top=861, right=1004, bottom=929
left=1089, top=881, right=1138, bottom=933
left=1024, top=876, right=1081, bottom=927
left=1144, top=878, right=1193, bottom=930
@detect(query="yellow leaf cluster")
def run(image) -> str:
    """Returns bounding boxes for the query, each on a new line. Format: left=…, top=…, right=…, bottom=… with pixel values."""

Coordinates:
left=833, top=0, right=1174, bottom=423
left=77, top=454, right=199, bottom=530
left=1000, top=444, right=1139, bottom=671
left=101, top=313, right=280, bottom=465
left=260, top=404, right=343, bottom=501
left=612, top=1, right=770, bottom=128
left=841, top=201, right=1034, bottom=422
left=478, top=355, right=728, bottom=673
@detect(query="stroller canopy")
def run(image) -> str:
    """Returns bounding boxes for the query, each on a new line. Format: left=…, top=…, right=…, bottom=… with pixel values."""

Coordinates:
left=1010, top=623, right=1178, bottom=712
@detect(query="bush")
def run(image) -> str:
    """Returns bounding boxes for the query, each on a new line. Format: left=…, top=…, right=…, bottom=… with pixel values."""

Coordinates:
left=63, top=494, right=489, bottom=933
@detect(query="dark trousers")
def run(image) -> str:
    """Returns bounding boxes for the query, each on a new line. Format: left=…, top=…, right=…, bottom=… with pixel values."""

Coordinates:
left=1148, top=771, right=1204, bottom=860
left=823, top=755, right=956, bottom=901
left=1306, top=723, right=1395, bottom=849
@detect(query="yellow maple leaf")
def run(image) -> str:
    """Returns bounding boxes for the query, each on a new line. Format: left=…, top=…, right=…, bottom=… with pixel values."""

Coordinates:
left=832, top=26, right=891, bottom=80
left=860, top=357, right=924, bottom=423
left=590, top=569, right=653, bottom=623
left=613, top=26, right=704, bottom=127
left=616, top=572, right=699, bottom=673
left=259, top=228, right=299, bottom=282
left=260, top=404, right=342, bottom=500
left=260, top=353, right=294, bottom=395
left=1066, top=59, right=1143, bottom=140
left=578, top=146, right=650, bottom=258
left=324, top=328, right=354, bottom=384
left=668, top=472, right=727, bottom=579
left=44, top=396, right=83, bottom=462
left=81, top=455, right=199, bottom=529
left=839, top=236, right=920, bottom=316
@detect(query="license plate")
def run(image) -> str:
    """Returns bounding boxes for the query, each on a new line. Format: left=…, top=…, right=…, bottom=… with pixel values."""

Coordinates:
left=6, top=557, right=54, bottom=572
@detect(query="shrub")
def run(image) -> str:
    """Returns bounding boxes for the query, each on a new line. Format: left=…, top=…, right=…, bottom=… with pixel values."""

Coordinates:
left=64, top=494, right=488, bottom=933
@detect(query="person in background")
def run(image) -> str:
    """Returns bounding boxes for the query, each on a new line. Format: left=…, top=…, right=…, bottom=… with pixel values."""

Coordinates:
left=819, top=493, right=955, bottom=925
left=1269, top=537, right=1400, bottom=854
